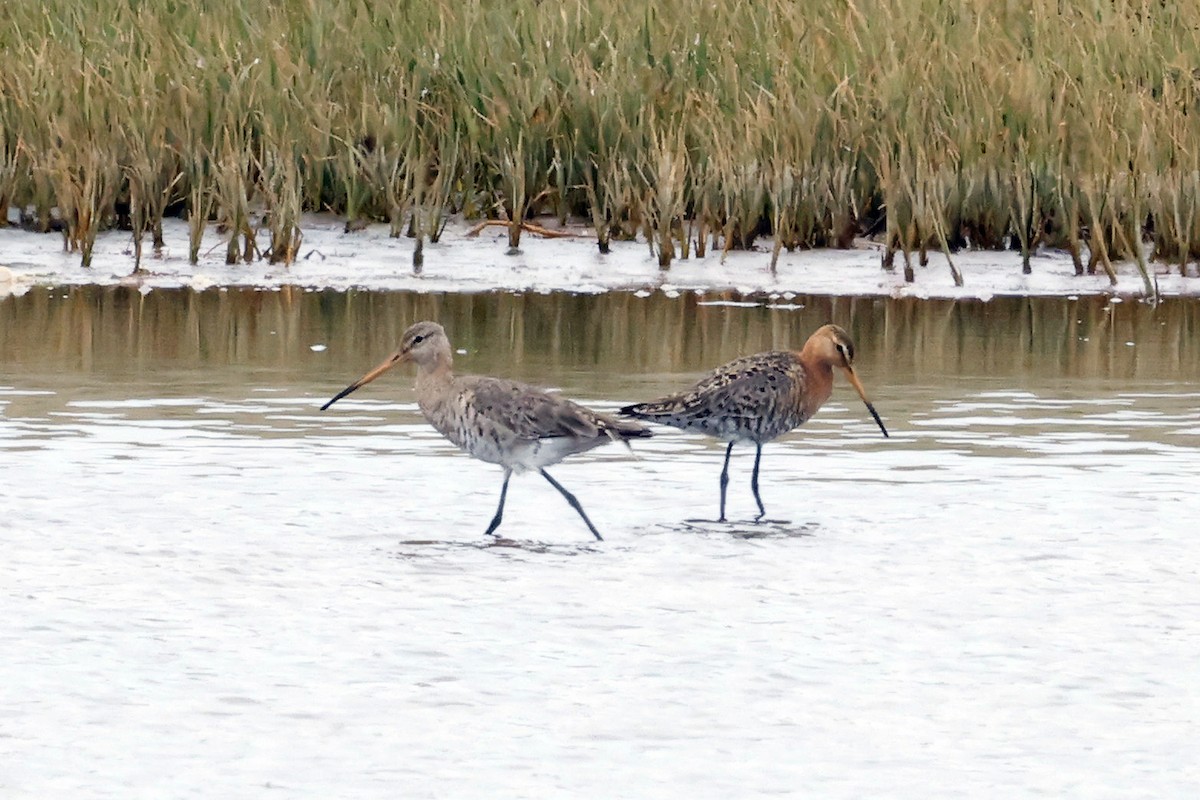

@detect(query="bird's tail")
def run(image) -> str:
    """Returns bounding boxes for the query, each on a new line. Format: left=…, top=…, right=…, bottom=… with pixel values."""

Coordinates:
left=608, top=416, right=653, bottom=440
left=618, top=400, right=677, bottom=420
left=601, top=414, right=653, bottom=452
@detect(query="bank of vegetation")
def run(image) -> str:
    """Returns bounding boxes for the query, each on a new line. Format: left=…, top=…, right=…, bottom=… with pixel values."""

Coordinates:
left=1, top=0, right=1198, bottom=292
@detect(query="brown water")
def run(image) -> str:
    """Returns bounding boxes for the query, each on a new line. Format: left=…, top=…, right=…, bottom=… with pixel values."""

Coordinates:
left=2, top=286, right=1199, bottom=798
left=3, top=286, right=1198, bottom=394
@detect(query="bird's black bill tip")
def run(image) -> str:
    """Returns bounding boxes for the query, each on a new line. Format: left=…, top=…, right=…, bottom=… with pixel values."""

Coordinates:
left=320, top=383, right=360, bottom=411
left=865, top=402, right=889, bottom=438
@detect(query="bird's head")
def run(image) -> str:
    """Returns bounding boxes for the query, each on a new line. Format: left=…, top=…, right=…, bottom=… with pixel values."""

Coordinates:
left=320, top=320, right=451, bottom=411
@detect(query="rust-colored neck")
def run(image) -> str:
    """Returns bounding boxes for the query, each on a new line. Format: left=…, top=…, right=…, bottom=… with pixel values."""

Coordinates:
left=796, top=335, right=841, bottom=418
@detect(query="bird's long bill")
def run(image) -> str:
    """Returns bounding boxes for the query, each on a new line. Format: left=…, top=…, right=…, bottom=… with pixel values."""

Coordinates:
left=843, top=366, right=890, bottom=438
left=320, top=352, right=404, bottom=411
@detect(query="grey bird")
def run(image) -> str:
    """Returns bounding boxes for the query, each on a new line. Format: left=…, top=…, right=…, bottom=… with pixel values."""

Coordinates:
left=619, top=323, right=888, bottom=522
left=321, top=321, right=650, bottom=540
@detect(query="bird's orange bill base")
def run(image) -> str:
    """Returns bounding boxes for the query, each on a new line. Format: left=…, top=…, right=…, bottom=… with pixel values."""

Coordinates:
left=843, top=366, right=889, bottom=438
left=320, top=352, right=406, bottom=411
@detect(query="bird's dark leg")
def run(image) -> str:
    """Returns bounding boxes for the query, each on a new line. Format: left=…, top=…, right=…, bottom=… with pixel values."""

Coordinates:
left=718, top=441, right=734, bottom=522
left=540, top=469, right=603, bottom=541
left=484, top=469, right=512, bottom=537
left=750, top=442, right=766, bottom=521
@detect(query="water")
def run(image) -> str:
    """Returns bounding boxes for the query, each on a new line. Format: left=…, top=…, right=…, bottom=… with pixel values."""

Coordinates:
left=3, top=287, right=1199, bottom=798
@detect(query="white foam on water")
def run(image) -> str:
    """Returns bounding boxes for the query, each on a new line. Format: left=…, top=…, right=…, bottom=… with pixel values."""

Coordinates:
left=2, top=214, right=1197, bottom=299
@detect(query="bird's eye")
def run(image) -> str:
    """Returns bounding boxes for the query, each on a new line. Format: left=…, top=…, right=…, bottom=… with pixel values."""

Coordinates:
left=412, top=335, right=425, bottom=345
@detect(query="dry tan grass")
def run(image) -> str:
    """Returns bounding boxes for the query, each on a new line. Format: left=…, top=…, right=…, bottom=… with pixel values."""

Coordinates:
left=2, top=0, right=1199, bottom=290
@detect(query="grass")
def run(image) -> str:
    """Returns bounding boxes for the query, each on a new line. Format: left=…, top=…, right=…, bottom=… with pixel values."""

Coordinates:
left=2, top=0, right=1199, bottom=291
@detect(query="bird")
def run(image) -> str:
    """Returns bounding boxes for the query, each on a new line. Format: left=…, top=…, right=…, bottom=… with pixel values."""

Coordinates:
left=619, top=323, right=888, bottom=522
left=320, top=321, right=651, bottom=541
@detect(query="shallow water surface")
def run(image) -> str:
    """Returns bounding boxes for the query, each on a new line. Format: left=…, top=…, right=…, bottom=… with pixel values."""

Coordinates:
left=2, top=288, right=1199, bottom=798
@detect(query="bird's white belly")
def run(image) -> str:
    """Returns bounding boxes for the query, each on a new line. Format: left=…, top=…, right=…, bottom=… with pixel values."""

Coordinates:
left=451, top=430, right=580, bottom=473
left=422, top=399, right=581, bottom=473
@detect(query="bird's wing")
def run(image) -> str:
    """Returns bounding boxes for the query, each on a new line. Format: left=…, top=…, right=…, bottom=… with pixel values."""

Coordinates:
left=463, top=377, right=602, bottom=441
left=632, top=352, right=802, bottom=422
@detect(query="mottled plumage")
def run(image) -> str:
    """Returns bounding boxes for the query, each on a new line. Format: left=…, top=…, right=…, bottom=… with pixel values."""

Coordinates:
left=620, top=323, right=887, bottom=522
left=322, top=321, right=650, bottom=540
left=626, top=351, right=820, bottom=443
